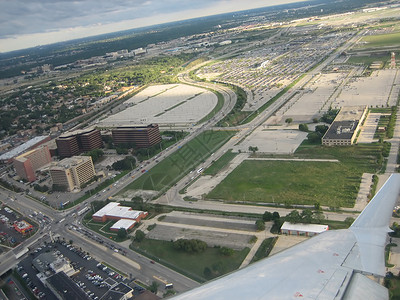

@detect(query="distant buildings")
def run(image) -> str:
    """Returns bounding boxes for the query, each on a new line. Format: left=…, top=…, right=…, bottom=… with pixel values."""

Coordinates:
left=112, top=124, right=161, bottom=148
left=92, top=202, right=148, bottom=232
left=56, top=128, right=102, bottom=158
left=322, top=106, right=367, bottom=146
left=49, top=156, right=95, bottom=191
left=13, top=145, right=52, bottom=182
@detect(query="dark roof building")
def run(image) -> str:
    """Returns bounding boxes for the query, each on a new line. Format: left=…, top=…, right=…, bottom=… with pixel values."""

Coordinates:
left=112, top=124, right=161, bottom=148
left=46, top=272, right=89, bottom=300
left=56, top=128, right=102, bottom=158
left=322, top=106, right=367, bottom=146
left=100, top=282, right=133, bottom=300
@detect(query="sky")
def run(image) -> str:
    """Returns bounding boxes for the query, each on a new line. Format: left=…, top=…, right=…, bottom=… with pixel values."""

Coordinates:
left=0, top=0, right=304, bottom=53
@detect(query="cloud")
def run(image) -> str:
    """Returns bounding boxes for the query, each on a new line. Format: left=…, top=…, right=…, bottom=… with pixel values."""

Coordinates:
left=0, top=0, right=302, bottom=52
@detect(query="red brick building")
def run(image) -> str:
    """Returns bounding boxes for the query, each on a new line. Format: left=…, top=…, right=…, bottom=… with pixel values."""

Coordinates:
left=111, top=124, right=161, bottom=148
left=92, top=202, right=148, bottom=231
left=56, top=128, right=103, bottom=158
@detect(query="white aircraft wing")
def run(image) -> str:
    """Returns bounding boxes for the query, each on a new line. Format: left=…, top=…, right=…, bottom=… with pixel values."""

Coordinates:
left=172, top=174, right=400, bottom=300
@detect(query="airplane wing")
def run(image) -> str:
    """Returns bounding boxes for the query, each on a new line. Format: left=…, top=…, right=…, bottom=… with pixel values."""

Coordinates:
left=172, top=174, right=400, bottom=300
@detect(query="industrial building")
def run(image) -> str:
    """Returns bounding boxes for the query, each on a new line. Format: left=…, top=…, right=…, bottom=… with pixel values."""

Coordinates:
left=280, top=222, right=329, bottom=237
left=56, top=127, right=102, bottom=158
left=92, top=202, right=148, bottom=231
left=111, top=124, right=161, bottom=148
left=49, top=156, right=95, bottom=191
left=13, top=145, right=52, bottom=182
left=322, top=106, right=368, bottom=146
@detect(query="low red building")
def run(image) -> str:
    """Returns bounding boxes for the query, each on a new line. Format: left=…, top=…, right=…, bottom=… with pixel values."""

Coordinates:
left=14, top=220, right=33, bottom=234
left=92, top=202, right=148, bottom=231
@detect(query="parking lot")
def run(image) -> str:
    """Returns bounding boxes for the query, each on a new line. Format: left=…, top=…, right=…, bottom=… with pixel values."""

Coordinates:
left=0, top=203, right=37, bottom=251
left=16, top=240, right=145, bottom=300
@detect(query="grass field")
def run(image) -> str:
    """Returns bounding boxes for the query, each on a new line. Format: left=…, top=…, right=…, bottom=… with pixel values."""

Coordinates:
left=120, top=130, right=236, bottom=193
left=131, top=239, right=249, bottom=282
left=207, top=144, right=383, bottom=208
left=359, top=31, right=400, bottom=48
left=203, top=149, right=237, bottom=176
left=346, top=54, right=390, bottom=66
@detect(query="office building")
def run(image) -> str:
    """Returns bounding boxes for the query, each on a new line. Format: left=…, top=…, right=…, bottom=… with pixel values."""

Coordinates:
left=322, top=106, right=367, bottom=146
left=56, top=128, right=102, bottom=158
left=49, top=156, right=95, bottom=191
left=13, top=145, right=52, bottom=182
left=112, top=124, right=161, bottom=148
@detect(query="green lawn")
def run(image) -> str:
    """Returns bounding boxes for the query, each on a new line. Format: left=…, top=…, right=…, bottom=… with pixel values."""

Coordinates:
left=120, top=130, right=236, bottom=193
left=207, top=144, right=382, bottom=208
left=359, top=31, right=400, bottom=48
left=203, top=149, right=237, bottom=176
left=131, top=239, right=249, bottom=282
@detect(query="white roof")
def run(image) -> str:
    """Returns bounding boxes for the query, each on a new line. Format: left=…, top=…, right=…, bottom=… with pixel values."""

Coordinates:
left=0, top=136, right=49, bottom=160
left=280, top=222, right=329, bottom=234
left=110, top=219, right=136, bottom=230
left=93, top=202, right=143, bottom=220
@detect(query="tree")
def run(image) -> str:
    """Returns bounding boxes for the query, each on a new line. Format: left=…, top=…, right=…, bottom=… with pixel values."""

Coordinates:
left=307, top=132, right=322, bottom=143
left=315, top=125, right=328, bottom=135
left=219, top=247, right=234, bottom=256
left=117, top=228, right=127, bottom=239
left=272, top=212, right=280, bottom=221
left=345, top=217, right=355, bottom=227
left=248, top=146, right=258, bottom=153
left=263, top=211, right=273, bottom=222
left=285, top=118, right=293, bottom=124
left=298, top=123, right=308, bottom=132
left=149, top=281, right=159, bottom=293
left=134, top=230, right=145, bottom=242
left=285, top=210, right=302, bottom=223
left=301, top=209, right=313, bottom=223
left=256, top=219, right=265, bottom=231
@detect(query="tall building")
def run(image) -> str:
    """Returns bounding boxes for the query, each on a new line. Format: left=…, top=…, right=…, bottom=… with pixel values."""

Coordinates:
left=13, top=145, right=52, bottom=182
left=112, top=124, right=161, bottom=148
left=56, top=128, right=102, bottom=158
left=49, top=156, right=95, bottom=191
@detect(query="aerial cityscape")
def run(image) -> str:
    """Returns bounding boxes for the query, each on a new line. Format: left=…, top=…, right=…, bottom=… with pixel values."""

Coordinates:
left=1, top=0, right=400, bottom=299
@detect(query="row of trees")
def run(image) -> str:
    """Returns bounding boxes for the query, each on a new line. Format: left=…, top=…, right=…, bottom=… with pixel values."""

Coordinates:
left=173, top=239, right=208, bottom=253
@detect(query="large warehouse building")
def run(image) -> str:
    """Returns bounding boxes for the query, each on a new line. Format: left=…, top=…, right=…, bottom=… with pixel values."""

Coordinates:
left=56, top=127, right=102, bottom=158
left=111, top=124, right=161, bottom=148
left=322, top=106, right=368, bottom=146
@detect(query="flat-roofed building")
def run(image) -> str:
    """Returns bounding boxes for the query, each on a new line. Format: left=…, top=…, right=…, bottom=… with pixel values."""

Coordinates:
left=49, top=156, right=95, bottom=191
left=112, top=124, right=161, bottom=148
left=56, top=127, right=102, bottom=158
left=322, top=106, right=367, bottom=146
left=280, top=222, right=329, bottom=237
left=0, top=136, right=51, bottom=163
left=92, top=202, right=147, bottom=230
left=13, top=145, right=52, bottom=182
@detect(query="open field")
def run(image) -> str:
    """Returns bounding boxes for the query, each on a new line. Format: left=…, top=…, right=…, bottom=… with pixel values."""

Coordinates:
left=207, top=144, right=383, bottom=207
left=359, top=31, right=400, bottom=48
left=119, top=130, right=236, bottom=194
left=131, top=239, right=249, bottom=282
left=203, top=149, right=238, bottom=176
